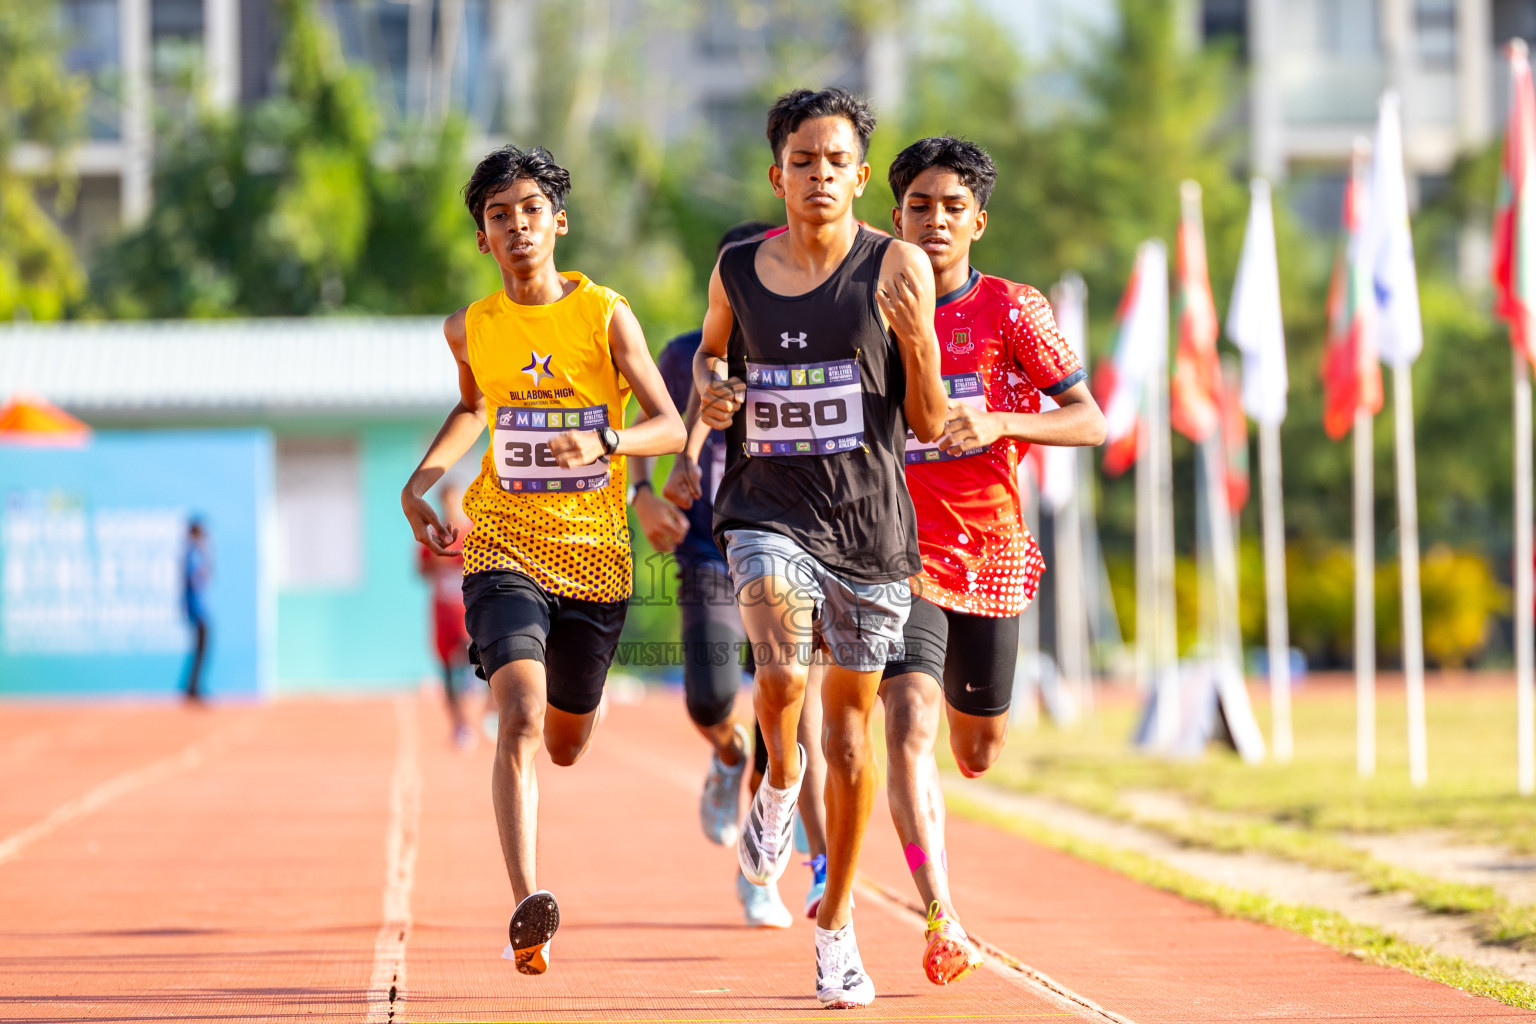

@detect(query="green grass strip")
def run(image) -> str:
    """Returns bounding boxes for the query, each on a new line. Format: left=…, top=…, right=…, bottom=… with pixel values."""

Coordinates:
left=946, top=790, right=1536, bottom=1011
left=987, top=768, right=1536, bottom=949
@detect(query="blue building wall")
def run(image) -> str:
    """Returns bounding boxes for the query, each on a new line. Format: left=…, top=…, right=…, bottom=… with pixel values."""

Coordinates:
left=0, top=431, right=274, bottom=698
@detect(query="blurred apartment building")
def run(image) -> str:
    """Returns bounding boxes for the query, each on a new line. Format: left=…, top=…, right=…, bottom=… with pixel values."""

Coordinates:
left=14, top=0, right=1531, bottom=246
left=19, top=0, right=902, bottom=256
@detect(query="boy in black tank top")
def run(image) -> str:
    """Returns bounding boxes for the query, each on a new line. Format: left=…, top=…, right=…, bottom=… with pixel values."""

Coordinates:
left=693, top=88, right=948, bottom=1010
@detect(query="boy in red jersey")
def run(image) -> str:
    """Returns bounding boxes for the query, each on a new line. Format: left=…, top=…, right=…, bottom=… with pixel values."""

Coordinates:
left=879, top=136, right=1105, bottom=984
left=416, top=485, right=482, bottom=750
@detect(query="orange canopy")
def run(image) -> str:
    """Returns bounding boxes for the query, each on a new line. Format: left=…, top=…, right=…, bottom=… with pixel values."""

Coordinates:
left=0, top=393, right=91, bottom=445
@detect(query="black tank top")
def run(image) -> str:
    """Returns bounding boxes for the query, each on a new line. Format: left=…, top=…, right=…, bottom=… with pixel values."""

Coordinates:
left=712, top=228, right=920, bottom=585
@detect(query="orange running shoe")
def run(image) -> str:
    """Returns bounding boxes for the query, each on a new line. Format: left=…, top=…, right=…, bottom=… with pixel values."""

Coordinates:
left=922, top=900, right=984, bottom=985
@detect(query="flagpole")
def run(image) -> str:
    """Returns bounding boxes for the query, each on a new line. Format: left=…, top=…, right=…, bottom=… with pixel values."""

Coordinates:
left=1390, top=365, right=1428, bottom=787
left=1201, top=430, right=1246, bottom=739
left=1051, top=274, right=1093, bottom=717
left=1154, top=311, right=1179, bottom=749
left=1259, top=420, right=1292, bottom=761
left=1136, top=371, right=1156, bottom=705
left=1517, top=351, right=1534, bottom=794
left=1143, top=241, right=1178, bottom=750
left=1355, top=408, right=1376, bottom=778
left=1020, top=468, right=1041, bottom=732
left=1501, top=41, right=1536, bottom=797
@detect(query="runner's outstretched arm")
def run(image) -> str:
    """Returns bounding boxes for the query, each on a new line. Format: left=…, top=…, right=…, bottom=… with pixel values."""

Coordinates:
left=549, top=302, right=685, bottom=466
left=939, top=379, right=1106, bottom=454
left=661, top=388, right=711, bottom=509
left=695, top=261, right=743, bottom=431
left=402, top=307, right=486, bottom=555
left=876, top=242, right=947, bottom=443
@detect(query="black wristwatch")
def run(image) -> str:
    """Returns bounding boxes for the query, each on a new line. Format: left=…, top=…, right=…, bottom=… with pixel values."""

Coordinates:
left=598, top=426, right=620, bottom=455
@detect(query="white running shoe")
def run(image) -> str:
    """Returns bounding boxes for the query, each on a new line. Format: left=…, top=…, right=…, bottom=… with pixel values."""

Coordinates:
left=737, top=743, right=805, bottom=885
left=736, top=871, right=793, bottom=928
left=700, top=724, right=751, bottom=846
left=815, top=922, right=875, bottom=1009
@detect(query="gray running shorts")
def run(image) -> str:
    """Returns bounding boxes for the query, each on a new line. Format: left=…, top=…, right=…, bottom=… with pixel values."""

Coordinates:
left=723, top=528, right=910, bottom=673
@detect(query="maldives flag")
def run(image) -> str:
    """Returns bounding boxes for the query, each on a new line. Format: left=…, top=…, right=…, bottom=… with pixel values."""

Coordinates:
left=1321, top=142, right=1383, bottom=441
left=1495, top=40, right=1536, bottom=365
left=1221, top=364, right=1250, bottom=512
left=1170, top=181, right=1223, bottom=443
left=1097, top=241, right=1170, bottom=477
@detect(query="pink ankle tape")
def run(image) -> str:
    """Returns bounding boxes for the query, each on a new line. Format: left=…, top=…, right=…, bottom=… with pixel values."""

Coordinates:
left=903, top=842, right=928, bottom=872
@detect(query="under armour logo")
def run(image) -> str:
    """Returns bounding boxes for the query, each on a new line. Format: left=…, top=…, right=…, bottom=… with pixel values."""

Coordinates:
left=780, top=331, right=807, bottom=349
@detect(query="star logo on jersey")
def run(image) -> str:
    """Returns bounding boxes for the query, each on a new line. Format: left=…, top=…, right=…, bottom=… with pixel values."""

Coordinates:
left=947, top=328, right=974, bottom=355
left=522, top=351, right=555, bottom=388
left=781, top=331, right=808, bottom=349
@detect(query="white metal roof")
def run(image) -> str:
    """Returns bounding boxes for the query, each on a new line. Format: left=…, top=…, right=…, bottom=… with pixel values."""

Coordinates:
left=0, top=317, right=459, bottom=414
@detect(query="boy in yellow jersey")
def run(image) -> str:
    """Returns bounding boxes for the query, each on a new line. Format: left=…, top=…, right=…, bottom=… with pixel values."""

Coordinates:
left=401, top=145, right=685, bottom=977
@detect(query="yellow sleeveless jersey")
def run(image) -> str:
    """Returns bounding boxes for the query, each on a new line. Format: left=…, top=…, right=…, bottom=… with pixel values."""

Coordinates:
left=460, top=272, right=634, bottom=602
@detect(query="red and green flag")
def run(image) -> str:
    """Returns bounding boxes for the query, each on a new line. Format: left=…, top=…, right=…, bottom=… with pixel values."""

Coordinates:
left=1221, top=365, right=1250, bottom=513
left=1170, top=181, right=1223, bottom=443
left=1321, top=143, right=1383, bottom=442
left=1096, top=243, right=1169, bottom=477
left=1496, top=40, right=1536, bottom=364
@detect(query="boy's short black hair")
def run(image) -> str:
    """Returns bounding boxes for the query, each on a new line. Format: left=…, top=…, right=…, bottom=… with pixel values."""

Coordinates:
left=887, top=136, right=998, bottom=211
left=718, top=221, right=775, bottom=252
left=765, top=88, right=877, bottom=164
left=463, top=145, right=572, bottom=229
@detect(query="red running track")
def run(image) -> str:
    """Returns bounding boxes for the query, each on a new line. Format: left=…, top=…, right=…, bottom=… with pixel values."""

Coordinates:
left=0, top=690, right=1529, bottom=1023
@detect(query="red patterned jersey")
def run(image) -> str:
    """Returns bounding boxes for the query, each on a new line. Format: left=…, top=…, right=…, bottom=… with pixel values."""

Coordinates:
left=905, top=271, right=1086, bottom=616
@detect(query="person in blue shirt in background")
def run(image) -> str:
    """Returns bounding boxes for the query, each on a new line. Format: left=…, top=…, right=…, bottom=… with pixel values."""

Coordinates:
left=182, top=517, right=211, bottom=703
left=629, top=222, right=830, bottom=928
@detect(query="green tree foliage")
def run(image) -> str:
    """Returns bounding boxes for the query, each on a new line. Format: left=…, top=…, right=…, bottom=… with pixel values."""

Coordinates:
left=90, top=0, right=497, bottom=316
left=0, top=0, right=87, bottom=320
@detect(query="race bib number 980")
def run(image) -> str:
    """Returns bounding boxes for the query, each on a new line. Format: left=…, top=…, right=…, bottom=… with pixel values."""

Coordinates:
left=743, top=358, right=864, bottom=457
left=905, top=372, right=989, bottom=464
left=493, top=404, right=610, bottom=493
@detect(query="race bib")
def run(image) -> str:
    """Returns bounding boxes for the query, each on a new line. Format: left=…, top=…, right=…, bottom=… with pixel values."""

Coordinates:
left=492, top=404, right=611, bottom=493
left=905, top=372, right=989, bottom=464
left=742, top=358, right=864, bottom=457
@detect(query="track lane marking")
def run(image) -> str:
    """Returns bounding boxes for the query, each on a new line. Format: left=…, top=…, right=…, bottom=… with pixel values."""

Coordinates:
left=606, top=727, right=1137, bottom=1024
left=0, top=720, right=249, bottom=868
left=855, top=875, right=1138, bottom=1024
left=365, top=696, right=422, bottom=1024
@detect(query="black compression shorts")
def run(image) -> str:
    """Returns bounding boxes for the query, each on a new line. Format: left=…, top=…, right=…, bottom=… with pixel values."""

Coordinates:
left=882, top=596, right=1020, bottom=717
left=463, top=570, right=627, bottom=716
left=678, top=558, right=754, bottom=728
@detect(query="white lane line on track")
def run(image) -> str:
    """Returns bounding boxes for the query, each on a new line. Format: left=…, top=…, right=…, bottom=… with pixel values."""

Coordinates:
left=854, top=875, right=1139, bottom=1024
left=607, top=725, right=1139, bottom=1024
left=0, top=721, right=247, bottom=868
left=365, top=697, right=422, bottom=1024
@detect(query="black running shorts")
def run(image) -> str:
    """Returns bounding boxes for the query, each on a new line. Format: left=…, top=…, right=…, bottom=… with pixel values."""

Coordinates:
left=462, top=570, right=627, bottom=716
left=882, top=596, right=1020, bottom=718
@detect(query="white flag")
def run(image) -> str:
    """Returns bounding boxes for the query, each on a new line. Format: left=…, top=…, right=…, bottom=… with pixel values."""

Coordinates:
left=1042, top=275, right=1088, bottom=512
left=1102, top=241, right=1170, bottom=449
left=1362, top=91, right=1424, bottom=368
left=1226, top=179, right=1288, bottom=426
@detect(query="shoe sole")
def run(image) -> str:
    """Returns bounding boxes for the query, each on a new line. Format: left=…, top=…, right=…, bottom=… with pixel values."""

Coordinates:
left=746, top=915, right=794, bottom=929
left=923, top=934, right=984, bottom=986
left=509, top=891, right=560, bottom=976
left=817, top=989, right=875, bottom=1009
